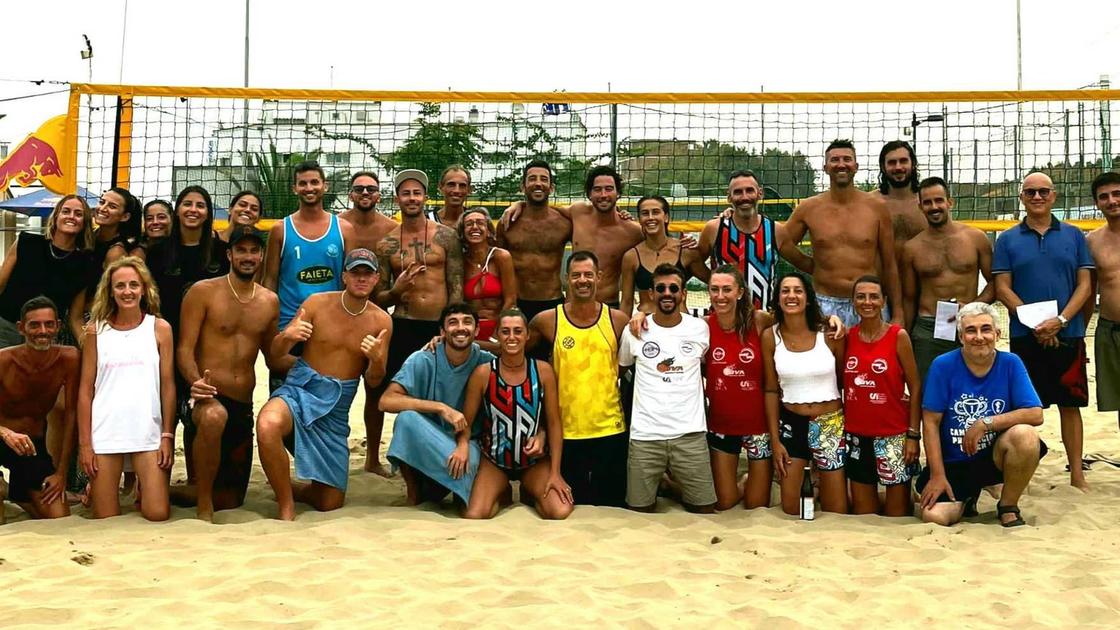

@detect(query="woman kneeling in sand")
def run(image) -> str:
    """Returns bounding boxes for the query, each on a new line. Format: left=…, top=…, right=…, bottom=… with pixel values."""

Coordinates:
left=460, top=310, right=573, bottom=519
left=77, top=257, right=175, bottom=521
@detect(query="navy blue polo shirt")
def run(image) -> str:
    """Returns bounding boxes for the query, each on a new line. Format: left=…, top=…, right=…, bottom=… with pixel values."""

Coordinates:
left=992, top=215, right=1093, bottom=338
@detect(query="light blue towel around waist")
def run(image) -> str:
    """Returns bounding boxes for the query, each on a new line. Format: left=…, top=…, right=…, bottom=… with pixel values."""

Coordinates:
left=273, top=358, right=359, bottom=490
left=386, top=410, right=481, bottom=503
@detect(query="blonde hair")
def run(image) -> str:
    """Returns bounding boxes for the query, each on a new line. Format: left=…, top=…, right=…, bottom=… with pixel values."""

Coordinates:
left=46, top=194, right=95, bottom=252
left=89, top=256, right=161, bottom=327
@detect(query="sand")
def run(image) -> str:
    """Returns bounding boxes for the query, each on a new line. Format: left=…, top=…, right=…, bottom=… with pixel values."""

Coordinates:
left=3, top=338, right=1120, bottom=627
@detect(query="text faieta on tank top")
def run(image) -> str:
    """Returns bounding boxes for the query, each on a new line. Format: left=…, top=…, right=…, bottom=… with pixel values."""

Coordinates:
left=91, top=314, right=163, bottom=454
left=773, top=326, right=841, bottom=404
left=552, top=304, right=625, bottom=439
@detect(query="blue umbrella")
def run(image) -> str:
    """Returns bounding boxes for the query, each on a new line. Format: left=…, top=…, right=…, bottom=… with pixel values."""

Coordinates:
left=0, top=187, right=99, bottom=218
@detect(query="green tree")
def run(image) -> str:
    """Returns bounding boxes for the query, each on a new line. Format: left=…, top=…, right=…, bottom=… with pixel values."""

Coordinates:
left=225, top=143, right=348, bottom=218
left=381, top=102, right=485, bottom=198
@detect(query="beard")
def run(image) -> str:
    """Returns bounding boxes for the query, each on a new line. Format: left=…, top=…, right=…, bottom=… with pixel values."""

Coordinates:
left=886, top=173, right=912, bottom=189
left=233, top=267, right=257, bottom=281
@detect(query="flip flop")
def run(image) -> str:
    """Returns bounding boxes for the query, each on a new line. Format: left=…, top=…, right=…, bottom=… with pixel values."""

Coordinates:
left=997, top=503, right=1026, bottom=528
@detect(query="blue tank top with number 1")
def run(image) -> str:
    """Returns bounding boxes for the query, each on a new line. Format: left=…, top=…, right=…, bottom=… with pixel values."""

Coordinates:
left=278, top=213, right=344, bottom=327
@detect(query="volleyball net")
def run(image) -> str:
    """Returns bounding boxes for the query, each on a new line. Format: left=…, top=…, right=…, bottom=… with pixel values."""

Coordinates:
left=67, top=84, right=1118, bottom=230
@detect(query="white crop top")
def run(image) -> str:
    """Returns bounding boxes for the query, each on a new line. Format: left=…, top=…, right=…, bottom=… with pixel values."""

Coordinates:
left=773, top=327, right=841, bottom=404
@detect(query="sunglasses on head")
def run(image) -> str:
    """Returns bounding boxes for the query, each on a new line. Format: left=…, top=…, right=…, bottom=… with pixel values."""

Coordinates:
left=655, top=283, right=681, bottom=294
left=1021, top=187, right=1052, bottom=198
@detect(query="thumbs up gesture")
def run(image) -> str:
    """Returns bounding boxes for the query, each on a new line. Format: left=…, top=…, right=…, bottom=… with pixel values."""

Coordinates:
left=360, top=329, right=388, bottom=361
left=283, top=307, right=314, bottom=343
left=191, top=369, right=218, bottom=401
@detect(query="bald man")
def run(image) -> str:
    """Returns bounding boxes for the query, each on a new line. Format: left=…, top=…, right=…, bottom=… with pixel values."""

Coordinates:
left=992, top=171, right=1093, bottom=491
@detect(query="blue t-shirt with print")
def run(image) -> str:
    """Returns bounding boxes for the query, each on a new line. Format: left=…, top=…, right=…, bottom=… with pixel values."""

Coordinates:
left=922, top=349, right=1042, bottom=463
left=392, top=343, right=495, bottom=437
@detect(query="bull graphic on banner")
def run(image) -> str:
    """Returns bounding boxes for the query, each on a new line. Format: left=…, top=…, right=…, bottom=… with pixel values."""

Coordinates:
left=0, top=115, right=70, bottom=194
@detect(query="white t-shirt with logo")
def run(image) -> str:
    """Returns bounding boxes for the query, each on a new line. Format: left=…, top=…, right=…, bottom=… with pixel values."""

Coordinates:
left=619, top=314, right=710, bottom=441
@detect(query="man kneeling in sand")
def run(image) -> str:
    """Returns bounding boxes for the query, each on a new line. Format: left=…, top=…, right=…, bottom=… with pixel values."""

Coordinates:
left=175, top=226, right=284, bottom=520
left=380, top=303, right=495, bottom=506
left=257, top=249, right=392, bottom=520
left=0, top=297, right=78, bottom=519
left=917, top=302, right=1046, bottom=527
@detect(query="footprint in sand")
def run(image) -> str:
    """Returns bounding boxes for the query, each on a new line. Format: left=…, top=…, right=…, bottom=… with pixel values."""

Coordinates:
left=71, top=552, right=95, bottom=566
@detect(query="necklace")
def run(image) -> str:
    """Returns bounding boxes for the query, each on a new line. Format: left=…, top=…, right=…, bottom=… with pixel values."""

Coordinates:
left=500, top=357, right=526, bottom=369
left=227, top=274, right=255, bottom=304
left=341, top=292, right=369, bottom=317
left=48, top=241, right=74, bottom=260
left=858, top=323, right=887, bottom=343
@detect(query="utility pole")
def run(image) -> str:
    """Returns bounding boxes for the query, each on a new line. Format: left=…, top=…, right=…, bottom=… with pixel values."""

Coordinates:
left=1013, top=0, right=1023, bottom=220
left=1102, top=75, right=1113, bottom=170
left=241, top=0, right=251, bottom=180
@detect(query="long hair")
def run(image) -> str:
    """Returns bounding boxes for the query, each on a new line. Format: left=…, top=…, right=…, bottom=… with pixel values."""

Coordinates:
left=877, top=140, right=920, bottom=194
left=457, top=207, right=495, bottom=252
left=46, top=194, right=95, bottom=252
left=89, top=256, right=161, bottom=327
left=770, top=272, right=823, bottom=332
left=636, top=194, right=671, bottom=236
left=166, top=185, right=220, bottom=275
left=107, top=187, right=143, bottom=241
left=229, top=190, right=263, bottom=221
left=710, top=264, right=753, bottom=343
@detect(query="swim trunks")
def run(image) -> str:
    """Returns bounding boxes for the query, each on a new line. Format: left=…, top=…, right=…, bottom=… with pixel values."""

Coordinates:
left=1095, top=317, right=1120, bottom=412
left=183, top=395, right=255, bottom=500
left=845, top=432, right=917, bottom=486
left=778, top=407, right=846, bottom=471
left=0, top=435, right=54, bottom=502
left=912, top=314, right=961, bottom=384
left=1010, top=335, right=1088, bottom=408
left=817, top=294, right=890, bottom=330
left=706, top=432, right=772, bottom=461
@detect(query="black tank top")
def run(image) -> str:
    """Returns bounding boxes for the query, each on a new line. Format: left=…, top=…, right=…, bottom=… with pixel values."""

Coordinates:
left=633, top=244, right=686, bottom=291
left=0, top=232, right=93, bottom=321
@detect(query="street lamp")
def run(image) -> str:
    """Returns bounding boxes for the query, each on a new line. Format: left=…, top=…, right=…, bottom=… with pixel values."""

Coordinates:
left=908, top=112, right=948, bottom=180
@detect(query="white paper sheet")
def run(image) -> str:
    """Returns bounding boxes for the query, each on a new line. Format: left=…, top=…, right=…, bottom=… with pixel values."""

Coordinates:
left=934, top=301, right=959, bottom=341
left=1016, top=300, right=1059, bottom=329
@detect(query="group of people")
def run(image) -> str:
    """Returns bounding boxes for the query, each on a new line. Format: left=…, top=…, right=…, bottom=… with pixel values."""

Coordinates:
left=2, top=140, right=1119, bottom=529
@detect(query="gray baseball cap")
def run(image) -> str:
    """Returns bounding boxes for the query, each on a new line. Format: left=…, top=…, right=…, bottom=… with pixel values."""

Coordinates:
left=393, top=169, right=429, bottom=191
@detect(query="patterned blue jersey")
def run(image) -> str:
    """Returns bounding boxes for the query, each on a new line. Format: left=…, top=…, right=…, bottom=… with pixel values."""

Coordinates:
left=278, top=214, right=344, bottom=327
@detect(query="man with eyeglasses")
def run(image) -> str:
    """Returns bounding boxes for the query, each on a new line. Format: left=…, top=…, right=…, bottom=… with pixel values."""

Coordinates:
left=1085, top=171, right=1120, bottom=432
left=993, top=171, right=1093, bottom=491
left=339, top=171, right=399, bottom=251
left=618, top=263, right=715, bottom=513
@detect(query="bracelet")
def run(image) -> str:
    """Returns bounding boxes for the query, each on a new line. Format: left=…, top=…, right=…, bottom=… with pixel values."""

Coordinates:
left=906, top=430, right=921, bottom=440
left=161, top=432, right=175, bottom=440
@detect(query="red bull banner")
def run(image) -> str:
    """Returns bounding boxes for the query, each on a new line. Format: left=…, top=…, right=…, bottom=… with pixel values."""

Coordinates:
left=0, top=115, right=69, bottom=195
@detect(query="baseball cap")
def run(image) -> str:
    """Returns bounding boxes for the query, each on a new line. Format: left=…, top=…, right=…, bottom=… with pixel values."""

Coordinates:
left=344, top=248, right=379, bottom=271
left=227, top=225, right=265, bottom=246
left=393, top=169, right=429, bottom=191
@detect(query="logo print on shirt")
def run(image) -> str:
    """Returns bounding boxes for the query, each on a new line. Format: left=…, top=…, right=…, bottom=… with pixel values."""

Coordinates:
left=641, top=341, right=660, bottom=359
left=680, top=341, right=700, bottom=357
left=723, top=366, right=746, bottom=377
left=712, top=347, right=726, bottom=362
left=871, top=358, right=888, bottom=374
left=327, top=243, right=340, bottom=257
left=298, top=265, right=335, bottom=284
left=562, top=336, right=576, bottom=350
left=739, top=347, right=755, bottom=363
left=656, top=357, right=683, bottom=373
left=854, top=374, right=877, bottom=388
left=846, top=356, right=859, bottom=370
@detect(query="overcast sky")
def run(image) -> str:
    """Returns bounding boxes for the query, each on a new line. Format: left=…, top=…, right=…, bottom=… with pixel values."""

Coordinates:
left=1, top=0, right=1118, bottom=145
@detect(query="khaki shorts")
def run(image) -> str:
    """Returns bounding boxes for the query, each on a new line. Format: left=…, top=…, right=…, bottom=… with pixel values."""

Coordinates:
left=627, top=432, right=716, bottom=509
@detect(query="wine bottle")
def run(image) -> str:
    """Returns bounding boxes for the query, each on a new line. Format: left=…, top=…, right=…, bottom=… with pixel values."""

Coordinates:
left=799, top=464, right=814, bottom=521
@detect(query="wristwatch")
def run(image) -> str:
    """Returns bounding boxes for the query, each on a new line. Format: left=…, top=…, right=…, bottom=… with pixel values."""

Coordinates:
left=982, top=416, right=994, bottom=431
left=1057, top=314, right=1069, bottom=328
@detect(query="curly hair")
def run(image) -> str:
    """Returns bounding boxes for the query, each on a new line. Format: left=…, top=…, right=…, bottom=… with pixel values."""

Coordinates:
left=771, top=272, right=823, bottom=332
left=457, top=207, right=496, bottom=251
left=89, top=256, right=161, bottom=328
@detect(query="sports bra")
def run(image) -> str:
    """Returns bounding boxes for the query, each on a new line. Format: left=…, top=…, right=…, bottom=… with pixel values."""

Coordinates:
left=464, top=247, right=503, bottom=300
left=633, top=244, right=686, bottom=291
left=773, top=327, right=841, bottom=404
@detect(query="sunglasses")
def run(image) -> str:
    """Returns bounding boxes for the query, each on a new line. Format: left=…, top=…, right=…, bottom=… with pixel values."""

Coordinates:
left=351, top=185, right=378, bottom=194
left=655, top=283, right=681, bottom=294
left=1021, top=187, right=1053, bottom=198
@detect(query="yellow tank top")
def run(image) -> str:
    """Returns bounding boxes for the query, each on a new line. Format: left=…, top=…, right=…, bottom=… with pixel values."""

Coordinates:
left=553, top=304, right=625, bottom=439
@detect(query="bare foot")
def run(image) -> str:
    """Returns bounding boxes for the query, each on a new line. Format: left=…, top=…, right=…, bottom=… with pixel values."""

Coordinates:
left=197, top=504, right=214, bottom=522
left=278, top=502, right=296, bottom=521
left=1071, top=476, right=1090, bottom=492
left=364, top=461, right=395, bottom=478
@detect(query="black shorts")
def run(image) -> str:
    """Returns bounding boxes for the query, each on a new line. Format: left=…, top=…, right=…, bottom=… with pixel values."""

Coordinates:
left=916, top=438, right=1048, bottom=503
left=0, top=435, right=55, bottom=503
left=516, top=297, right=564, bottom=323
left=1010, top=335, right=1088, bottom=408
left=707, top=431, right=772, bottom=460
left=386, top=318, right=442, bottom=384
left=183, top=395, right=255, bottom=499
left=845, top=432, right=917, bottom=487
left=561, top=432, right=628, bottom=507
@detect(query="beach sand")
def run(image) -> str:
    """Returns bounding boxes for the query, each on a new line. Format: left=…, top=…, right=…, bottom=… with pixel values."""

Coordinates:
left=3, top=335, right=1120, bottom=627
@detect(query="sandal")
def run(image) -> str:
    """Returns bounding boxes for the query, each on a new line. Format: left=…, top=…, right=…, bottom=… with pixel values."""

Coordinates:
left=997, top=503, right=1026, bottom=528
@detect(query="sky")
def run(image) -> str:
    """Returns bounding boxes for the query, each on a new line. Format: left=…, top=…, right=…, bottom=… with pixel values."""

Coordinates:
left=1, top=0, right=1118, bottom=149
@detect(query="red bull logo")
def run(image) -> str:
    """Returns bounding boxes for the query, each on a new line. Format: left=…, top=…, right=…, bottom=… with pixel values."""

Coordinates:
left=0, top=114, right=70, bottom=194
left=0, top=137, right=63, bottom=190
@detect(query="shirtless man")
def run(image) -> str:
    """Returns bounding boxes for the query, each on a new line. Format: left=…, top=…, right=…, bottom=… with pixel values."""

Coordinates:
left=496, top=159, right=574, bottom=322
left=1085, top=171, right=1120, bottom=429
left=784, top=139, right=902, bottom=327
left=901, top=177, right=994, bottom=382
left=257, top=248, right=391, bottom=520
left=0, top=297, right=78, bottom=519
left=175, top=226, right=283, bottom=520
left=339, top=171, right=398, bottom=251
left=689, top=170, right=814, bottom=310
left=878, top=141, right=928, bottom=250
left=427, top=165, right=471, bottom=228
left=369, top=169, right=464, bottom=475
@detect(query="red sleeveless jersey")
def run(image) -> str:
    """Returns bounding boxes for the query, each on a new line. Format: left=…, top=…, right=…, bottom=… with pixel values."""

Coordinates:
left=842, top=324, right=909, bottom=436
left=704, top=313, right=766, bottom=435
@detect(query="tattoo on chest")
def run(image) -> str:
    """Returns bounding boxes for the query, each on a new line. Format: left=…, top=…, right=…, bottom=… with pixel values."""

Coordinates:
left=407, top=237, right=428, bottom=264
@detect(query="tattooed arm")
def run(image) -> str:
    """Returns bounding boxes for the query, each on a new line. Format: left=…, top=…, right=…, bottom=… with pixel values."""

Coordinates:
left=374, top=235, right=400, bottom=308
left=436, top=225, right=465, bottom=303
